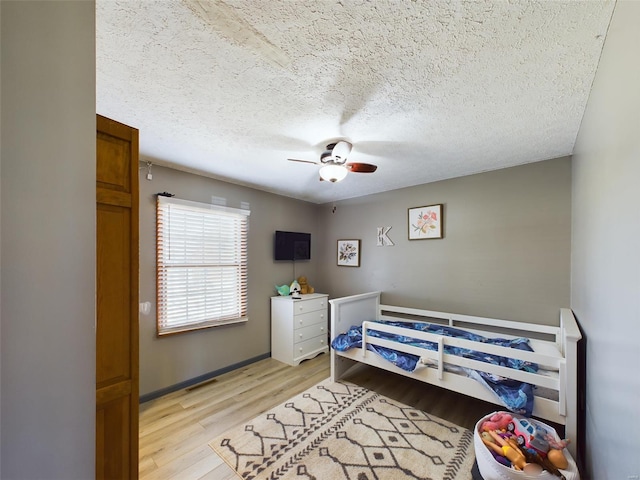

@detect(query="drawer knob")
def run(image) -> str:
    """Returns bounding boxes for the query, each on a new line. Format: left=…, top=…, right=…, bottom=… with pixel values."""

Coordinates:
left=320, top=327, right=324, bottom=331
left=299, top=334, right=303, bottom=338
left=320, top=339, right=324, bottom=344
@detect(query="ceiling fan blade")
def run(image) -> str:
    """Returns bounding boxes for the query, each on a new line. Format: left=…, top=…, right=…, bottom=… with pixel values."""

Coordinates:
left=288, top=158, right=320, bottom=165
left=346, top=162, right=377, bottom=173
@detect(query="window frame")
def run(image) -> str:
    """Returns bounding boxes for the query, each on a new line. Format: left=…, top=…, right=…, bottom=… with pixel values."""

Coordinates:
left=156, top=195, right=250, bottom=336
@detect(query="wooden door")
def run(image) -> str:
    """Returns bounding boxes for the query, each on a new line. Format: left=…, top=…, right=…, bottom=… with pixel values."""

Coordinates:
left=96, top=115, right=139, bottom=479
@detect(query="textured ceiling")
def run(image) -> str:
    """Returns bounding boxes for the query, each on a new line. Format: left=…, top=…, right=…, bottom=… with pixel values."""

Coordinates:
left=97, top=0, right=616, bottom=204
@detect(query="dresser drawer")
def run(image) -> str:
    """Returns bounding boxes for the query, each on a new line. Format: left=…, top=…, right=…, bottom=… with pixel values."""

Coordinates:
left=294, top=297, right=327, bottom=315
left=294, top=336, right=327, bottom=358
left=294, top=310, right=326, bottom=329
left=294, top=323, right=327, bottom=344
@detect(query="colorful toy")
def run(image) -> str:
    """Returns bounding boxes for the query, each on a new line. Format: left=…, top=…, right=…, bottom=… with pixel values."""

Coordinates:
left=275, top=284, right=290, bottom=296
left=507, top=417, right=550, bottom=454
left=483, top=430, right=526, bottom=470
left=479, top=413, right=570, bottom=478
left=547, top=448, right=569, bottom=469
left=480, top=431, right=494, bottom=443
left=545, top=434, right=570, bottom=469
left=289, top=279, right=301, bottom=296
left=545, top=434, right=570, bottom=450
left=547, top=448, right=569, bottom=470
left=520, top=447, right=567, bottom=479
left=480, top=412, right=513, bottom=432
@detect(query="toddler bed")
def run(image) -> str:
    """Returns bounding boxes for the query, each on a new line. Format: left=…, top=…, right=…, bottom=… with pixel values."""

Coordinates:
left=329, top=291, right=581, bottom=458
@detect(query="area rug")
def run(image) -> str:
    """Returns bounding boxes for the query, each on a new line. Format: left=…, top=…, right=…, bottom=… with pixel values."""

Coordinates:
left=209, top=379, right=474, bottom=480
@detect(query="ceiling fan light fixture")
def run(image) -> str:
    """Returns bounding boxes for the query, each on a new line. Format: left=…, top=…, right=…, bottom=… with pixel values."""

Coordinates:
left=319, top=163, right=348, bottom=183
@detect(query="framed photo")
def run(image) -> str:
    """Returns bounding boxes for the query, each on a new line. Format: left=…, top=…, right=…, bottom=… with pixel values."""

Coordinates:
left=408, top=204, right=443, bottom=240
left=337, top=239, right=361, bottom=267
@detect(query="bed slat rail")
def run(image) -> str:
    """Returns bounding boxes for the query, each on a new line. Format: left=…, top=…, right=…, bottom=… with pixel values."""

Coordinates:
left=334, top=348, right=567, bottom=426
left=559, top=361, right=567, bottom=417
left=437, top=336, right=444, bottom=380
left=362, top=321, right=563, bottom=370
left=361, top=322, right=561, bottom=391
left=380, top=304, right=561, bottom=340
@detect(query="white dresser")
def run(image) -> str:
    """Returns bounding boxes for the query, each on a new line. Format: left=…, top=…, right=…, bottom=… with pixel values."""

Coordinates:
left=271, top=293, right=329, bottom=366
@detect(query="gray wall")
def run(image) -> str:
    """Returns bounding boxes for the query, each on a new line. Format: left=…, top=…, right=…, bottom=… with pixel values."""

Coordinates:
left=571, top=1, right=640, bottom=478
left=138, top=164, right=322, bottom=396
left=0, top=1, right=96, bottom=478
left=317, top=158, right=572, bottom=325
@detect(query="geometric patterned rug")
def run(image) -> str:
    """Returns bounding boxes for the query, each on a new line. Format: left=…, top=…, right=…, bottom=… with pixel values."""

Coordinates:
left=209, top=379, right=474, bottom=480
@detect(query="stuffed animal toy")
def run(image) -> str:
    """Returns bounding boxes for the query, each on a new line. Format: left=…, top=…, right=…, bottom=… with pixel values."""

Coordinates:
left=297, top=276, right=314, bottom=294
left=289, top=279, right=301, bottom=296
left=480, top=412, right=513, bottom=432
left=275, top=284, right=290, bottom=296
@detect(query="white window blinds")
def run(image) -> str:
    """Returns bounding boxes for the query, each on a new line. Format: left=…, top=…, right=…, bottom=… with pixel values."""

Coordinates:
left=156, top=196, right=250, bottom=336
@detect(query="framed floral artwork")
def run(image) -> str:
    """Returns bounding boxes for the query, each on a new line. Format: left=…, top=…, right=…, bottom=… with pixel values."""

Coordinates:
left=408, top=204, right=443, bottom=240
left=337, top=239, right=361, bottom=267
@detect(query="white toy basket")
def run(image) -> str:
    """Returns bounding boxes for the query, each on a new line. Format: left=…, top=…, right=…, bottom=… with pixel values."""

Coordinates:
left=474, top=412, right=580, bottom=480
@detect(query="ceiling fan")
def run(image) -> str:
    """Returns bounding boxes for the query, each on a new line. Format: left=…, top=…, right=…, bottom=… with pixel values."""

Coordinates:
left=287, top=141, right=377, bottom=182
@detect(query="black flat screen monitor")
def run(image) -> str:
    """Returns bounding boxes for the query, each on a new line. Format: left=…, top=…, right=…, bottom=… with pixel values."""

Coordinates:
left=274, top=230, right=311, bottom=261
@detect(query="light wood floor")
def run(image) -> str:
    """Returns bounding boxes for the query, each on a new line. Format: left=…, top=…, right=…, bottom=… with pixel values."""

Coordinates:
left=138, top=353, right=500, bottom=479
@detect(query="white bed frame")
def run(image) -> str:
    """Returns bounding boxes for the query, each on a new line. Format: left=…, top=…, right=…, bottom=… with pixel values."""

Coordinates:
left=329, top=291, right=581, bottom=458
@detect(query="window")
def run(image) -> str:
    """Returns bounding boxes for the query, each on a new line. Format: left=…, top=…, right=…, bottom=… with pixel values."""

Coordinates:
left=156, top=196, right=250, bottom=335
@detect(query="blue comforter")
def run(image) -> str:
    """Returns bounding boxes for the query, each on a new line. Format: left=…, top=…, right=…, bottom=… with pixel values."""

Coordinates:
left=331, top=320, right=538, bottom=416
